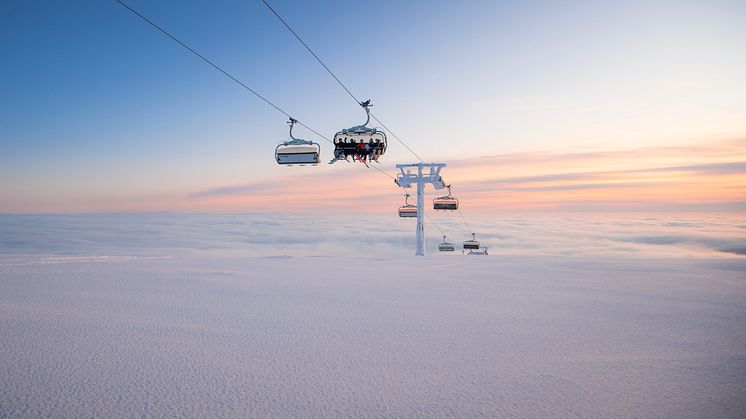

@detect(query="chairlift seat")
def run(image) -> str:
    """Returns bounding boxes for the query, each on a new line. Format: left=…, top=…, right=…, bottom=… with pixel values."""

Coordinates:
left=276, top=143, right=320, bottom=165
left=463, top=233, right=480, bottom=250
left=463, top=240, right=480, bottom=250
left=330, top=101, right=388, bottom=164
left=398, top=206, right=417, bottom=218
left=333, top=130, right=387, bottom=159
left=433, top=198, right=459, bottom=210
left=433, top=185, right=459, bottom=210
left=276, top=118, right=320, bottom=166
left=439, top=242, right=455, bottom=251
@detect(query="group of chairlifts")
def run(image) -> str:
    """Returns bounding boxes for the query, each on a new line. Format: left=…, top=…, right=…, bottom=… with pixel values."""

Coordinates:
left=274, top=104, right=481, bottom=253
left=275, top=111, right=481, bottom=254
left=397, top=185, right=460, bottom=215
left=444, top=232, right=482, bottom=253
left=112, top=0, right=482, bottom=255
left=397, top=185, right=482, bottom=252
left=276, top=114, right=481, bottom=253
left=271, top=97, right=479, bottom=253
left=275, top=101, right=387, bottom=167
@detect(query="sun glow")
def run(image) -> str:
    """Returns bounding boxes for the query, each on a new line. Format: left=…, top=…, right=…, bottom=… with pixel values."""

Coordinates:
left=176, top=138, right=746, bottom=213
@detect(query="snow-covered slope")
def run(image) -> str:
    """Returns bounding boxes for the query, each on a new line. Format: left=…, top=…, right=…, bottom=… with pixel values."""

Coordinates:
left=1, top=255, right=744, bottom=417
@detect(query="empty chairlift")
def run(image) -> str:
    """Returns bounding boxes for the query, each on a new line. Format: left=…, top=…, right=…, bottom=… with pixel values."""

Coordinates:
left=463, top=233, right=480, bottom=250
left=439, top=236, right=455, bottom=252
left=433, top=185, right=459, bottom=210
left=275, top=118, right=320, bottom=166
left=329, top=100, right=387, bottom=165
left=398, top=194, right=417, bottom=218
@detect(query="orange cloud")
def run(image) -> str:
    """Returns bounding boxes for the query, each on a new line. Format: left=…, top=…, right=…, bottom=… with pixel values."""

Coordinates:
left=186, top=138, right=746, bottom=213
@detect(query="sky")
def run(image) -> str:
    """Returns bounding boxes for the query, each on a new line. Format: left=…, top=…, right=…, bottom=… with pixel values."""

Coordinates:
left=1, top=0, right=745, bottom=213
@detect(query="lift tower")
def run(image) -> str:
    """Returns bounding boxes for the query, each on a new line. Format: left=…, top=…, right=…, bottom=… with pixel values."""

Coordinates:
left=395, top=163, right=447, bottom=256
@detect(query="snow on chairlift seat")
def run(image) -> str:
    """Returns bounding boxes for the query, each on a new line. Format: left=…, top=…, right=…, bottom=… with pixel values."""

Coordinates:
left=463, top=233, right=480, bottom=250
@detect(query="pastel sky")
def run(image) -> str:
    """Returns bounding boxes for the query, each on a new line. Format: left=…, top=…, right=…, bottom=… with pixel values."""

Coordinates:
left=1, top=0, right=745, bottom=213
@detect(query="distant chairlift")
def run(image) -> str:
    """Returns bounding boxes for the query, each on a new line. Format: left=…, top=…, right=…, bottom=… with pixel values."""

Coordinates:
left=275, top=118, right=320, bottom=166
left=329, top=100, right=387, bottom=166
left=463, top=232, right=480, bottom=250
left=433, top=185, right=459, bottom=210
left=398, top=194, right=417, bottom=218
left=438, top=235, right=455, bottom=252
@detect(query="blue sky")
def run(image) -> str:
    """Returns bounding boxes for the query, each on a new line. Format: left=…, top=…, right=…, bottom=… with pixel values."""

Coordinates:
left=1, top=0, right=745, bottom=212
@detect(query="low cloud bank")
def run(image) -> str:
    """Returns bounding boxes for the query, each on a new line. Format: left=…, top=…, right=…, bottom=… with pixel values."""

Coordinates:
left=1, top=213, right=744, bottom=259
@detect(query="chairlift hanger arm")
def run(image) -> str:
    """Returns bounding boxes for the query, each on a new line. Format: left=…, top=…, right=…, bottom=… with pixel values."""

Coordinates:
left=288, top=117, right=299, bottom=140
left=359, top=99, right=372, bottom=127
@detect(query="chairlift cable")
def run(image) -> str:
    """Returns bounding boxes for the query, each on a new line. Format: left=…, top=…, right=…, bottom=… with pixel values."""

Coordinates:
left=368, top=164, right=397, bottom=181
left=117, top=0, right=476, bottom=240
left=259, top=0, right=424, bottom=163
left=457, top=207, right=473, bottom=234
left=259, top=0, right=473, bottom=235
left=259, top=0, right=361, bottom=106
left=368, top=114, right=424, bottom=163
left=115, top=0, right=397, bottom=179
left=113, top=0, right=332, bottom=146
left=424, top=212, right=445, bottom=237
left=295, top=123, right=333, bottom=145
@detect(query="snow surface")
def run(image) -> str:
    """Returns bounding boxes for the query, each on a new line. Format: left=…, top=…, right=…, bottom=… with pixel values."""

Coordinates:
left=1, top=255, right=745, bottom=417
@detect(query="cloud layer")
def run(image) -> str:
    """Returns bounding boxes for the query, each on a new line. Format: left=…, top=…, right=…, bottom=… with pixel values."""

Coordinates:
left=1, top=212, right=744, bottom=259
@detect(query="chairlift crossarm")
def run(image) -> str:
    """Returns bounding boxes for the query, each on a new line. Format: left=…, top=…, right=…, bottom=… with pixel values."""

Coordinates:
left=395, top=163, right=447, bottom=190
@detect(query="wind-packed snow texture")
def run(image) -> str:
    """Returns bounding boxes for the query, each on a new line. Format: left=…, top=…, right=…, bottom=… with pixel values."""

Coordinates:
left=1, top=255, right=745, bottom=417
left=1, top=213, right=745, bottom=416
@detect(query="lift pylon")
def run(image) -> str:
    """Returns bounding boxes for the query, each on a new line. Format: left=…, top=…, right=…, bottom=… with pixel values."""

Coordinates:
left=395, top=163, right=447, bottom=256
